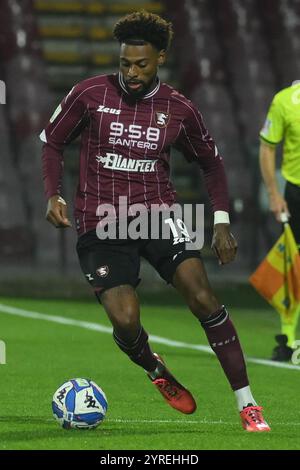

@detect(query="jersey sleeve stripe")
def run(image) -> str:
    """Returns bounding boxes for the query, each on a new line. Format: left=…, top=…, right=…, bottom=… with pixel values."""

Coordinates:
left=172, top=95, right=207, bottom=141
left=259, top=134, right=280, bottom=145
left=181, top=123, right=199, bottom=157
left=50, top=84, right=106, bottom=136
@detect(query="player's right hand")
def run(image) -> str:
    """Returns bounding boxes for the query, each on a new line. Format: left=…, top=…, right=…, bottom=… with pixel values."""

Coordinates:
left=46, top=195, right=72, bottom=228
left=269, top=192, right=290, bottom=222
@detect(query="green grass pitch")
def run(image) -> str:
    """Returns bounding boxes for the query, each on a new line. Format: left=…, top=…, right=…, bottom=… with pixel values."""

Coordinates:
left=0, top=296, right=299, bottom=450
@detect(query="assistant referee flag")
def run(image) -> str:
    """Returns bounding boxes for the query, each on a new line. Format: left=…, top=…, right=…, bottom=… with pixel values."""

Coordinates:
left=250, top=222, right=300, bottom=321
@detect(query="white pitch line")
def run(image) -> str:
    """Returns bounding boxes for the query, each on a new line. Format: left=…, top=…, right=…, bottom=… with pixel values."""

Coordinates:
left=0, top=302, right=300, bottom=371
left=107, top=418, right=232, bottom=425
left=43, top=417, right=300, bottom=426
left=106, top=418, right=300, bottom=426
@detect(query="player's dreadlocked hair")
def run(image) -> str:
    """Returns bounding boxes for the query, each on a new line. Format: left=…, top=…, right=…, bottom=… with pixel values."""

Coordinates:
left=113, top=11, right=173, bottom=51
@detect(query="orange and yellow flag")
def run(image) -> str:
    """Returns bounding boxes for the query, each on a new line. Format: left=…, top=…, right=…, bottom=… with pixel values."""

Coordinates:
left=249, top=223, right=300, bottom=320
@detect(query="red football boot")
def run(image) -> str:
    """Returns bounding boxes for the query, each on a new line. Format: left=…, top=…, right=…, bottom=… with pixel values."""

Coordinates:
left=148, top=353, right=197, bottom=414
left=240, top=406, right=271, bottom=432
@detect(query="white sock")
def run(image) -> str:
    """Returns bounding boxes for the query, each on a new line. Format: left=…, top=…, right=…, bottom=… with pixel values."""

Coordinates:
left=146, top=360, right=165, bottom=380
left=234, top=386, right=257, bottom=411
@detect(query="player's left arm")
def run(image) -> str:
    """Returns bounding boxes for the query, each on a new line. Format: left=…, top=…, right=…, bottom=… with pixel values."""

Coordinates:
left=174, top=102, right=237, bottom=264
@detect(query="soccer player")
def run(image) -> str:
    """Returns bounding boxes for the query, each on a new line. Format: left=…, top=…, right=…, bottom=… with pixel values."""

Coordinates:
left=260, top=80, right=300, bottom=361
left=41, top=11, right=270, bottom=432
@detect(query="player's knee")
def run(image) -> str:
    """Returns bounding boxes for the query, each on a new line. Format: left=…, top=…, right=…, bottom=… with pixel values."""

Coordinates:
left=189, top=289, right=219, bottom=319
left=112, top=307, right=140, bottom=334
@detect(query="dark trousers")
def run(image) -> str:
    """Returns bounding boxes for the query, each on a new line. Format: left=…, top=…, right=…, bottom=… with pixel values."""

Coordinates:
left=285, top=181, right=300, bottom=248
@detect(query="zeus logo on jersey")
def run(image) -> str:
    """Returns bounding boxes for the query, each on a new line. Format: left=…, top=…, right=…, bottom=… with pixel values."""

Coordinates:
left=97, top=105, right=121, bottom=115
left=96, top=153, right=157, bottom=173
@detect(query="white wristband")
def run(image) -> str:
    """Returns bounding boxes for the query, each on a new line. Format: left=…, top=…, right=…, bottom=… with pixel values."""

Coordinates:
left=214, top=211, right=230, bottom=225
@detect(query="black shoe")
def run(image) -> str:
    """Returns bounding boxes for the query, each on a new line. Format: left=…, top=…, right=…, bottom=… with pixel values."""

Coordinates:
left=271, top=334, right=294, bottom=362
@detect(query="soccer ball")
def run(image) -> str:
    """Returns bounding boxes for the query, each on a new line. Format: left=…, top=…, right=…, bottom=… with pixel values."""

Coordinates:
left=52, top=378, right=108, bottom=429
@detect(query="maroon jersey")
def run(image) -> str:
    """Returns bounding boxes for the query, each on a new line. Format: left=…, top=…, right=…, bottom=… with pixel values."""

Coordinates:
left=40, top=73, right=229, bottom=235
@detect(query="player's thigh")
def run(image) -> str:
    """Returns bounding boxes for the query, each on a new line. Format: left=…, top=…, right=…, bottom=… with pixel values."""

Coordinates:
left=173, top=257, right=213, bottom=296
left=141, top=213, right=202, bottom=284
left=76, top=231, right=141, bottom=295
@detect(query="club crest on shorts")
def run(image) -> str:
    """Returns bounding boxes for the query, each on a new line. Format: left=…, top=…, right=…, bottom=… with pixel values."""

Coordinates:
left=96, top=265, right=109, bottom=277
left=155, top=111, right=170, bottom=128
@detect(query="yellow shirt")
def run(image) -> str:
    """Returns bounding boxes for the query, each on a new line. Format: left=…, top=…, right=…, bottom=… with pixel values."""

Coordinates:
left=260, top=82, right=300, bottom=186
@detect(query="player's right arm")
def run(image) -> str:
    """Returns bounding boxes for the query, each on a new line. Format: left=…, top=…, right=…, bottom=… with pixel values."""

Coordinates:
left=40, top=84, right=88, bottom=228
left=259, top=94, right=289, bottom=222
left=46, top=195, right=72, bottom=228
left=259, top=141, right=289, bottom=222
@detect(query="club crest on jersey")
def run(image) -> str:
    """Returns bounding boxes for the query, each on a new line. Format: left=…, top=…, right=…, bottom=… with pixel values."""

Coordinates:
left=155, top=111, right=170, bottom=128
left=96, top=266, right=109, bottom=277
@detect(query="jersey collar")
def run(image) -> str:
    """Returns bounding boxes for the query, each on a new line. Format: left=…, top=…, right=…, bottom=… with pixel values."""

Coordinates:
left=118, top=72, right=160, bottom=99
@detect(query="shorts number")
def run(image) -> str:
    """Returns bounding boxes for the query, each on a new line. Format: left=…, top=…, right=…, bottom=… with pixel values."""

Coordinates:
left=164, top=218, right=190, bottom=238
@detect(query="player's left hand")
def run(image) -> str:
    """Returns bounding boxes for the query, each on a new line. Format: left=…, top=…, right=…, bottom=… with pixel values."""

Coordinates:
left=211, top=224, right=238, bottom=265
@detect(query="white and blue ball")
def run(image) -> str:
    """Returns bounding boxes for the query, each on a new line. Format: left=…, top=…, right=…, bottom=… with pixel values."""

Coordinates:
left=52, top=378, right=108, bottom=429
